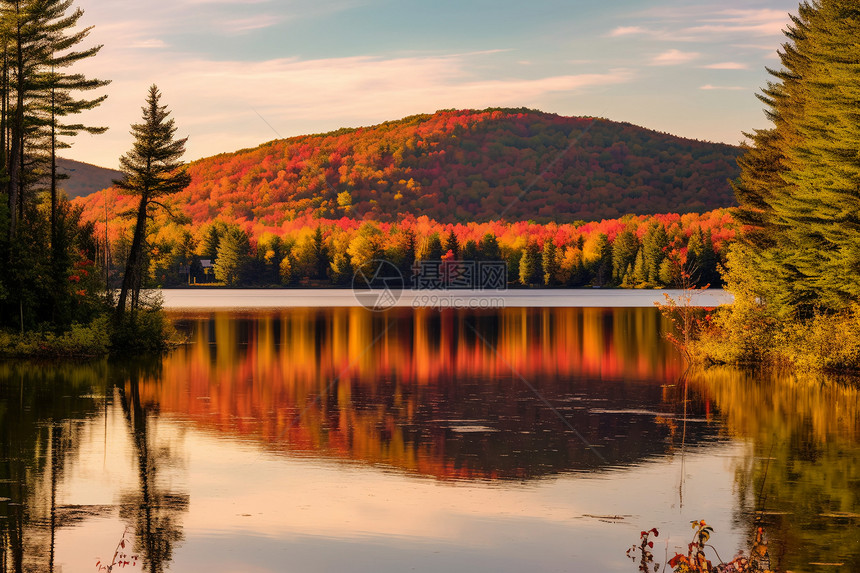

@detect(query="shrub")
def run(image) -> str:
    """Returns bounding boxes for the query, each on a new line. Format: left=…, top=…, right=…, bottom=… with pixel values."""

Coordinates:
left=110, top=308, right=182, bottom=355
left=0, top=315, right=111, bottom=357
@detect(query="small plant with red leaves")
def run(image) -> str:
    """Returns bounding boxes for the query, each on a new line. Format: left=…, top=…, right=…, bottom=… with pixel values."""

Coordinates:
left=95, top=527, right=140, bottom=572
left=627, top=527, right=660, bottom=572
left=668, top=520, right=713, bottom=572
left=636, top=520, right=775, bottom=573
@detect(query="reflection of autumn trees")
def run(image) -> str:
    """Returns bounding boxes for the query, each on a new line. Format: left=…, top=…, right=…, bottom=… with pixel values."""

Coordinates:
left=696, top=369, right=860, bottom=572
left=0, top=362, right=109, bottom=572
left=0, top=361, right=190, bottom=573
left=116, top=361, right=189, bottom=573
left=138, top=308, right=722, bottom=479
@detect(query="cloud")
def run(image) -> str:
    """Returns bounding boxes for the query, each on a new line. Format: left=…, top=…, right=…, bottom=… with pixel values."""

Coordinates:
left=128, top=39, right=168, bottom=49
left=697, top=9, right=788, bottom=36
left=650, top=49, right=699, bottom=66
left=608, top=26, right=648, bottom=37
left=179, top=0, right=271, bottom=4
left=702, top=62, right=748, bottom=70
left=218, top=14, right=283, bottom=33
left=70, top=51, right=634, bottom=166
left=611, top=7, right=790, bottom=43
left=700, top=84, right=747, bottom=91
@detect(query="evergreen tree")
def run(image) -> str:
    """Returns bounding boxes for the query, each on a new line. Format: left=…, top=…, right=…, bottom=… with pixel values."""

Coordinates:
left=632, top=249, right=647, bottom=286
left=519, top=243, right=541, bottom=286
left=612, top=229, right=639, bottom=285
left=567, top=249, right=588, bottom=287
left=641, top=223, right=668, bottom=285
left=37, top=0, right=109, bottom=276
left=542, top=240, right=558, bottom=286
left=443, top=230, right=459, bottom=259
left=198, top=223, right=222, bottom=262
left=732, top=0, right=860, bottom=317
left=686, top=228, right=704, bottom=262
left=592, top=233, right=613, bottom=286
left=658, top=257, right=677, bottom=286
left=279, top=252, right=292, bottom=285
left=114, top=86, right=190, bottom=318
left=312, top=225, right=328, bottom=279
left=397, top=227, right=417, bottom=283
left=214, top=228, right=250, bottom=286
left=0, top=0, right=107, bottom=331
left=478, top=232, right=500, bottom=261
left=698, top=230, right=720, bottom=287
left=460, top=239, right=478, bottom=261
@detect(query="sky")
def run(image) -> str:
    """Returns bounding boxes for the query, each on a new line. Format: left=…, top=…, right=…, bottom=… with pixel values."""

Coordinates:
left=68, top=0, right=801, bottom=169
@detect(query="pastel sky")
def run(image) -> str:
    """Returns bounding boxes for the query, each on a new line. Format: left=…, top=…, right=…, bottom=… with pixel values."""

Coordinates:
left=69, top=0, right=799, bottom=168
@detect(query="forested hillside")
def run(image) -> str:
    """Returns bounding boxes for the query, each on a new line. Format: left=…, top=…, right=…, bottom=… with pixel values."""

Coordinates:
left=55, top=158, right=122, bottom=199
left=77, top=108, right=741, bottom=225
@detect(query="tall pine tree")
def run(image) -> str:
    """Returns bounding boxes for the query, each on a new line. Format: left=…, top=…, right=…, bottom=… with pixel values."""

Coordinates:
left=733, top=0, right=860, bottom=318
left=115, top=85, right=190, bottom=319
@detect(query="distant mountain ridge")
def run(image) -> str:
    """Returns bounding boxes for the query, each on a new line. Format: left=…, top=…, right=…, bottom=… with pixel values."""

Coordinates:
left=57, top=157, right=121, bottom=199
left=76, top=108, right=742, bottom=224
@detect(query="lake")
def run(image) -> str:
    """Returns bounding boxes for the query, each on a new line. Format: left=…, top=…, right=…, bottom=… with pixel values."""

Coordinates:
left=0, top=303, right=857, bottom=572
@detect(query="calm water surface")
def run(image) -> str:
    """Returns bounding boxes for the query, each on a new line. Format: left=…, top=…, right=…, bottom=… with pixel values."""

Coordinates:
left=0, top=307, right=857, bottom=572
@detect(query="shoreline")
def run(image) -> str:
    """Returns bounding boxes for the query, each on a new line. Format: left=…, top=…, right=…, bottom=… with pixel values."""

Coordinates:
left=157, top=288, right=733, bottom=310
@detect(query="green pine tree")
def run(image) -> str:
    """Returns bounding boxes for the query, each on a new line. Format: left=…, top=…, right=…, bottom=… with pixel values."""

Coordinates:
left=612, top=229, right=639, bottom=285
left=641, top=224, right=668, bottom=286
left=443, top=230, right=459, bottom=258
left=592, top=233, right=613, bottom=286
left=461, top=239, right=478, bottom=261
left=519, top=243, right=541, bottom=286
left=478, top=232, right=501, bottom=261
left=114, top=86, right=190, bottom=318
left=542, top=240, right=558, bottom=286
left=731, top=0, right=860, bottom=317
left=214, top=228, right=251, bottom=286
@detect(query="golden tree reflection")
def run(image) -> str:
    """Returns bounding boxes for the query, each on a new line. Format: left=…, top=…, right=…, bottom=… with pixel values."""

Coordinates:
left=148, top=308, right=697, bottom=479
left=694, top=368, right=860, bottom=572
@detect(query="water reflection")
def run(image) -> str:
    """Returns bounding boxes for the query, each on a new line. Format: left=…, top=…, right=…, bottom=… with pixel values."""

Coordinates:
left=156, top=308, right=709, bottom=478
left=0, top=361, right=110, bottom=572
left=695, top=368, right=860, bottom=572
left=0, top=308, right=856, bottom=573
left=116, top=361, right=189, bottom=573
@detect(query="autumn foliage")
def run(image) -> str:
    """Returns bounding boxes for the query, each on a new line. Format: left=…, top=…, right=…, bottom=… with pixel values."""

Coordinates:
left=75, top=108, right=740, bottom=226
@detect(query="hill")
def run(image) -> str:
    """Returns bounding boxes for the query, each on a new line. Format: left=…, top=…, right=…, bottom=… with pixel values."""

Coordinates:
left=56, top=158, right=121, bottom=199
left=76, top=108, right=740, bottom=225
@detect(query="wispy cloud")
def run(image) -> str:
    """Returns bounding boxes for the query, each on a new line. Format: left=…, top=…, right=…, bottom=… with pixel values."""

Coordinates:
left=610, top=7, right=789, bottom=43
left=128, top=38, right=168, bottom=49
left=608, top=26, right=648, bottom=37
left=700, top=84, right=747, bottom=91
left=179, top=0, right=271, bottom=4
left=702, top=62, right=749, bottom=70
left=218, top=14, right=283, bottom=33
left=650, top=49, right=699, bottom=66
left=72, top=51, right=634, bottom=166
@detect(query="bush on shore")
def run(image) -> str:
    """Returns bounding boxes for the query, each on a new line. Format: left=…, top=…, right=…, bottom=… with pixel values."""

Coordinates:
left=0, top=308, right=181, bottom=358
left=110, top=308, right=182, bottom=355
left=671, top=246, right=860, bottom=373
left=694, top=304, right=860, bottom=372
left=0, top=315, right=111, bottom=357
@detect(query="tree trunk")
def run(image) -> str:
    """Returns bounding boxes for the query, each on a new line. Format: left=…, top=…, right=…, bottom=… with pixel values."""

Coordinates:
left=1, top=43, right=7, bottom=173
left=116, top=193, right=149, bottom=320
left=50, top=83, right=57, bottom=260
left=7, top=1, right=25, bottom=240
